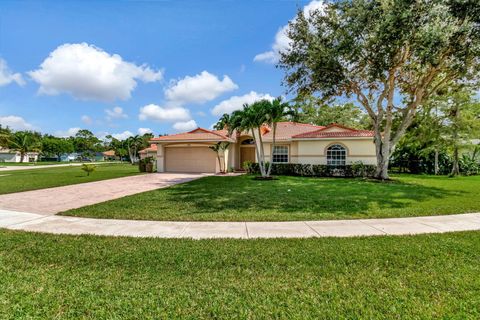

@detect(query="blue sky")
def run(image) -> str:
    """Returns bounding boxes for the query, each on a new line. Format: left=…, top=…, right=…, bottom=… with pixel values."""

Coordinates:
left=0, top=0, right=322, bottom=139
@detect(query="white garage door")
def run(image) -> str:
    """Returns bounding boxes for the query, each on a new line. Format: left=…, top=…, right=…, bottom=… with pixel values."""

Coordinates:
left=165, top=147, right=216, bottom=173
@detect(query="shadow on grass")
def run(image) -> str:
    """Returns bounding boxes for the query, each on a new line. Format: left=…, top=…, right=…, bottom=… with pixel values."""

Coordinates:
left=161, top=175, right=463, bottom=217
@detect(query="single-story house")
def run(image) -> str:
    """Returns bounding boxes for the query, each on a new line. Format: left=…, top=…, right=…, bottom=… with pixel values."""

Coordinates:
left=102, top=150, right=118, bottom=161
left=59, top=153, right=80, bottom=162
left=139, top=144, right=158, bottom=160
left=0, top=148, right=39, bottom=163
left=150, top=122, right=376, bottom=173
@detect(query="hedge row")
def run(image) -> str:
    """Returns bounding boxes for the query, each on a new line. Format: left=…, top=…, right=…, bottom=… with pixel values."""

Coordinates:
left=243, top=162, right=376, bottom=178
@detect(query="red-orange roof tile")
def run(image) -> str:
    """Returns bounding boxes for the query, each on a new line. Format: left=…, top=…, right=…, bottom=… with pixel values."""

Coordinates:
left=151, top=128, right=233, bottom=142
left=150, top=123, right=373, bottom=143
left=102, top=150, right=116, bottom=156
left=139, top=144, right=158, bottom=153
left=293, top=124, right=374, bottom=139
left=261, top=122, right=325, bottom=141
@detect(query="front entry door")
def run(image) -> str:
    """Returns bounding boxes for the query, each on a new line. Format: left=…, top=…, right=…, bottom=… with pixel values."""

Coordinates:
left=240, top=147, right=256, bottom=168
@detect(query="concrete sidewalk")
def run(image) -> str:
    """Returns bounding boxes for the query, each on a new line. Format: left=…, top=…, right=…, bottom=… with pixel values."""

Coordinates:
left=1, top=210, right=479, bottom=239
left=0, top=173, right=208, bottom=214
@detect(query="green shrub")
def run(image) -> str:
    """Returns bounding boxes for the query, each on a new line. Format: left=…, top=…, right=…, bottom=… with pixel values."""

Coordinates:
left=139, top=157, right=155, bottom=173
left=460, top=155, right=480, bottom=176
left=81, top=164, right=96, bottom=176
left=246, top=162, right=376, bottom=178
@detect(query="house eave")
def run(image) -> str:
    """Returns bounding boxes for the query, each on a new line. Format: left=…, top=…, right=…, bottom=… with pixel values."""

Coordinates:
left=291, top=136, right=374, bottom=141
left=151, top=139, right=233, bottom=144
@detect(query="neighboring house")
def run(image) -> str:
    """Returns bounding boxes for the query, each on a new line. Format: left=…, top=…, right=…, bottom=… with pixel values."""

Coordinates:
left=60, top=153, right=80, bottom=162
left=139, top=144, right=158, bottom=160
left=0, top=148, right=39, bottom=163
left=103, top=150, right=117, bottom=161
left=150, top=122, right=376, bottom=173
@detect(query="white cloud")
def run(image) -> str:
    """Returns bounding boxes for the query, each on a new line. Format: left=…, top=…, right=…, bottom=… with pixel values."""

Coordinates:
left=29, top=43, right=163, bottom=102
left=139, top=104, right=191, bottom=122
left=0, top=115, right=34, bottom=130
left=105, top=106, right=128, bottom=120
left=0, top=59, right=25, bottom=86
left=211, top=91, right=275, bottom=116
left=165, top=71, right=238, bottom=105
left=81, top=115, right=93, bottom=125
left=138, top=127, right=152, bottom=135
left=55, top=127, right=80, bottom=138
left=173, top=120, right=197, bottom=131
left=254, top=0, right=325, bottom=64
left=111, top=130, right=134, bottom=140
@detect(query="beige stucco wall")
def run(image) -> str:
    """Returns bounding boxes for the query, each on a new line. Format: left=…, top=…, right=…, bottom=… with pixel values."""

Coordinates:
left=139, top=151, right=156, bottom=160
left=156, top=142, right=230, bottom=173
left=154, top=137, right=377, bottom=172
left=261, top=138, right=376, bottom=165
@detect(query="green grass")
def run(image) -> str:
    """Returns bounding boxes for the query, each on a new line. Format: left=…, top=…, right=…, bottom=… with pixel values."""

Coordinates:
left=0, top=161, right=84, bottom=166
left=0, top=229, right=479, bottom=319
left=64, top=174, right=480, bottom=221
left=0, top=163, right=141, bottom=194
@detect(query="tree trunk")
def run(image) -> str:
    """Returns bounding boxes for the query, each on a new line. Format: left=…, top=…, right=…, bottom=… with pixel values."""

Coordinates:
left=217, top=154, right=222, bottom=173
left=373, top=119, right=391, bottom=180
left=450, top=103, right=460, bottom=176
left=434, top=148, right=439, bottom=175
left=266, top=123, right=276, bottom=177
left=256, top=127, right=267, bottom=177
left=375, top=152, right=390, bottom=180
left=252, top=129, right=265, bottom=176
left=20, top=152, right=25, bottom=163
left=451, top=146, right=460, bottom=176
left=128, top=146, right=134, bottom=164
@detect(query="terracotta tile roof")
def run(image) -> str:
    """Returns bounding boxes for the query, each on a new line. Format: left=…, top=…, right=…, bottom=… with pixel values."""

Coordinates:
left=151, top=128, right=234, bottom=142
left=102, top=150, right=116, bottom=156
left=139, top=144, right=158, bottom=154
left=293, top=124, right=374, bottom=139
left=150, top=123, right=373, bottom=143
left=261, top=122, right=325, bottom=141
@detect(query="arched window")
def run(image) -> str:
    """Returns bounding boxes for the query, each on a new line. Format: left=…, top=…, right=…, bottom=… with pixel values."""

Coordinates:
left=327, top=144, right=346, bottom=166
left=241, top=138, right=255, bottom=145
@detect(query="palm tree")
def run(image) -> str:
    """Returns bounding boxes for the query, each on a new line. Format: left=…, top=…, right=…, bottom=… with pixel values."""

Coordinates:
left=264, top=98, right=291, bottom=177
left=248, top=101, right=270, bottom=177
left=214, top=98, right=291, bottom=178
left=126, top=135, right=144, bottom=164
left=214, top=113, right=230, bottom=131
left=8, top=131, right=41, bottom=163
left=209, top=142, right=231, bottom=173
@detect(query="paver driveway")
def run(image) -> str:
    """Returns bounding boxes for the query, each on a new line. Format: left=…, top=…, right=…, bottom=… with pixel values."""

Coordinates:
left=0, top=173, right=208, bottom=214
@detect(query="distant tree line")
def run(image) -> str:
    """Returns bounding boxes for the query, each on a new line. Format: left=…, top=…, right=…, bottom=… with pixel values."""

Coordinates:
left=0, top=127, right=155, bottom=163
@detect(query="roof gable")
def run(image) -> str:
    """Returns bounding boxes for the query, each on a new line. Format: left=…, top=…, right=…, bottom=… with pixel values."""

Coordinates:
left=151, top=127, right=233, bottom=143
left=150, top=122, right=373, bottom=143
left=261, top=122, right=325, bottom=141
left=292, top=123, right=374, bottom=139
left=320, top=124, right=356, bottom=132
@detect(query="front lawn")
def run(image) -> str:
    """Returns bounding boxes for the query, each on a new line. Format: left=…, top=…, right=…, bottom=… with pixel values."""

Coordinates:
left=64, top=174, right=480, bottom=221
left=0, top=230, right=479, bottom=318
left=0, top=161, right=87, bottom=167
left=0, top=163, right=141, bottom=194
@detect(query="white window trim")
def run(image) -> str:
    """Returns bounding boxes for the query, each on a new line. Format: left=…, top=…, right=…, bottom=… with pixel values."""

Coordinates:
left=272, top=145, right=289, bottom=163
left=326, top=144, right=347, bottom=166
